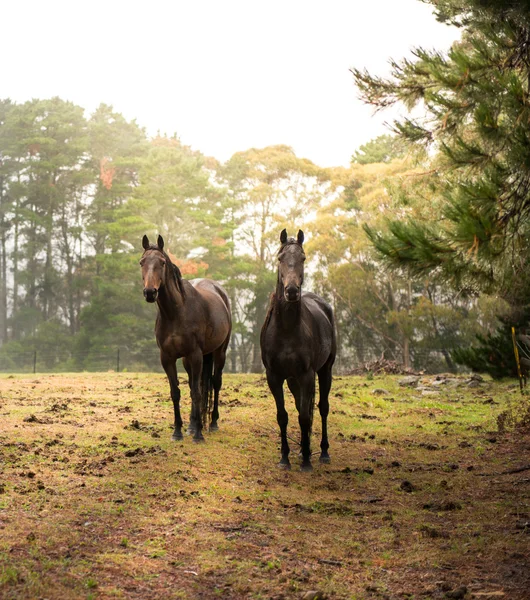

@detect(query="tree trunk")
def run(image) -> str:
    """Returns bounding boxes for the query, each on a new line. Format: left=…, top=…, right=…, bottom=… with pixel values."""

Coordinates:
left=26, top=207, right=38, bottom=314
left=385, top=280, right=398, bottom=360
left=12, top=200, right=20, bottom=339
left=0, top=216, right=7, bottom=344
left=402, top=336, right=411, bottom=369
left=61, top=204, right=77, bottom=334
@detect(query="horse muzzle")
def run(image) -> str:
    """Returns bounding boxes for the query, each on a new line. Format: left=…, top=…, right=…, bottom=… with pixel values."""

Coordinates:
left=284, top=285, right=301, bottom=303
left=143, top=287, right=158, bottom=303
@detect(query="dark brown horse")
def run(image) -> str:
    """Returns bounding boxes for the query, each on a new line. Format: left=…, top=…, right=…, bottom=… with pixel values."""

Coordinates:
left=140, top=234, right=231, bottom=442
left=261, top=229, right=336, bottom=471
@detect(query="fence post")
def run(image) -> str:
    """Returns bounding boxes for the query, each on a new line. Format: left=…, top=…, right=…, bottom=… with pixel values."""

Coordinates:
left=33, top=351, right=37, bottom=374
left=511, top=327, right=524, bottom=393
left=117, top=348, right=120, bottom=373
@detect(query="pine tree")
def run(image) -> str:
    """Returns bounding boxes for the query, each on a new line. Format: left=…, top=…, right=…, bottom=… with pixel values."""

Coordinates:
left=351, top=134, right=407, bottom=165
left=352, top=0, right=530, bottom=300
left=351, top=0, right=530, bottom=376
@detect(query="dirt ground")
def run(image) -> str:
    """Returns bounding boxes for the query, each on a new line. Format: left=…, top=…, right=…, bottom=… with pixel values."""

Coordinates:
left=0, top=372, right=529, bottom=600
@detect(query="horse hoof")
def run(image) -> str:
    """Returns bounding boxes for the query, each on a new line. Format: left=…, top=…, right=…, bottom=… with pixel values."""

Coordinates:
left=278, top=460, right=291, bottom=470
left=172, top=432, right=183, bottom=441
left=192, top=435, right=205, bottom=443
left=319, top=454, right=331, bottom=464
left=300, top=462, right=313, bottom=472
left=209, top=423, right=219, bottom=432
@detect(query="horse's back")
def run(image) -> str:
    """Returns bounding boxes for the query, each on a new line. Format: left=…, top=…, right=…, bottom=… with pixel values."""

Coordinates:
left=188, top=279, right=232, bottom=349
left=191, top=279, right=230, bottom=314
left=303, top=292, right=334, bottom=329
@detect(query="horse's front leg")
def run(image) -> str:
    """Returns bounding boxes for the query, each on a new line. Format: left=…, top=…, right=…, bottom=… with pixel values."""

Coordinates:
left=266, top=370, right=290, bottom=469
left=298, top=371, right=316, bottom=472
left=317, top=356, right=334, bottom=463
left=161, top=354, right=183, bottom=441
left=211, top=342, right=228, bottom=431
left=185, top=350, right=205, bottom=442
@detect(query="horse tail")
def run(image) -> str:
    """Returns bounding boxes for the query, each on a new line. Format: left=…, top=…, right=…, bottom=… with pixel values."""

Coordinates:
left=201, top=352, right=214, bottom=428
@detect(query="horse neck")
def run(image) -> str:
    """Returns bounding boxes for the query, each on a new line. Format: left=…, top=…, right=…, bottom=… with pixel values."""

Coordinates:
left=156, top=270, right=184, bottom=320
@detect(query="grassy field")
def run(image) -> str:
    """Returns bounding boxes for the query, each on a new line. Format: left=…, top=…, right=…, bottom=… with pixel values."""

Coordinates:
left=0, top=372, right=529, bottom=600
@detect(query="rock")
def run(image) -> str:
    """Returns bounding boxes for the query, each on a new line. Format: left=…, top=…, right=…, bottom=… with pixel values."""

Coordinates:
left=420, top=525, right=450, bottom=539
left=515, top=519, right=530, bottom=532
left=372, top=388, right=390, bottom=396
left=23, top=414, right=41, bottom=423
left=445, top=379, right=463, bottom=388
left=301, top=592, right=328, bottom=600
left=423, top=500, right=462, bottom=512
left=431, top=378, right=447, bottom=386
left=399, top=376, right=420, bottom=388
left=400, top=480, right=415, bottom=493
left=422, top=390, right=439, bottom=396
left=124, top=447, right=144, bottom=457
left=467, top=380, right=481, bottom=388
left=445, top=586, right=468, bottom=599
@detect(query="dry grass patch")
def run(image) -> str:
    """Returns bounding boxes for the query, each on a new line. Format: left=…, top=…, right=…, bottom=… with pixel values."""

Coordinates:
left=0, top=372, right=529, bottom=599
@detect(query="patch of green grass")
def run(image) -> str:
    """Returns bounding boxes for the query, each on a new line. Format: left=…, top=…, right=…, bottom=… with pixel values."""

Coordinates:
left=0, top=566, right=20, bottom=585
left=85, top=577, right=98, bottom=589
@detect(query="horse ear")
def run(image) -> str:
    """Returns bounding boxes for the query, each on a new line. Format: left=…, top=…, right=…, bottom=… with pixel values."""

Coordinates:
left=142, top=235, right=150, bottom=250
left=297, top=230, right=304, bottom=245
left=157, top=235, right=164, bottom=250
left=280, top=229, right=288, bottom=245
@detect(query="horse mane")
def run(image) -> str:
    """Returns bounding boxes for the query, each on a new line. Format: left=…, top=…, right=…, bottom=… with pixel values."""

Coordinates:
left=262, top=292, right=277, bottom=334
left=146, top=245, right=186, bottom=297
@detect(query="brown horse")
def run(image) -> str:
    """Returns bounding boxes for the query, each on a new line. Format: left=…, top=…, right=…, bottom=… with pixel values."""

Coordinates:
left=140, top=234, right=231, bottom=442
left=261, top=229, right=336, bottom=471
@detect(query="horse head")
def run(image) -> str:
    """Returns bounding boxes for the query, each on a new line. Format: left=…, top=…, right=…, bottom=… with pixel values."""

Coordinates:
left=278, top=228, right=305, bottom=303
left=140, top=234, right=168, bottom=303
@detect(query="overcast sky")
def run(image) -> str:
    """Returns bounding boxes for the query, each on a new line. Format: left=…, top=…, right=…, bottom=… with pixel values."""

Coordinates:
left=3, top=1, right=458, bottom=167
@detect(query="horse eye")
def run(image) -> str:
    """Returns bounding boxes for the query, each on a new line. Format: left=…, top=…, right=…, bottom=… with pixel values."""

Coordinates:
left=139, top=259, right=145, bottom=266
left=160, top=259, right=166, bottom=266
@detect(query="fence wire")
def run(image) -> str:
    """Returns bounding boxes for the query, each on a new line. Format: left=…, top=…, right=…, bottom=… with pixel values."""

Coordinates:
left=0, top=346, right=465, bottom=375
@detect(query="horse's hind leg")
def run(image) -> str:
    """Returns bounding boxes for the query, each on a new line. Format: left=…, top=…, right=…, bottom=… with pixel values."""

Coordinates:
left=182, top=355, right=202, bottom=439
left=317, top=356, right=334, bottom=463
left=211, top=340, right=228, bottom=431
left=161, top=354, right=183, bottom=441
left=267, top=370, right=290, bottom=469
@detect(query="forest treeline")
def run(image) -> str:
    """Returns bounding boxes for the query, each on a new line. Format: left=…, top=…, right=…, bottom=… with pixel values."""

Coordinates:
left=0, top=95, right=507, bottom=373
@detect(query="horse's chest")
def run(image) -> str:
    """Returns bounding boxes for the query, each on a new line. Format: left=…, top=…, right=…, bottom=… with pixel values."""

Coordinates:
left=158, top=332, right=192, bottom=356
left=269, top=338, right=310, bottom=373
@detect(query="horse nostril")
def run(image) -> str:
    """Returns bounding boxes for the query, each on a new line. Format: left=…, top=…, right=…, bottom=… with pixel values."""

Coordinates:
left=144, top=288, right=158, bottom=302
left=285, top=286, right=300, bottom=302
